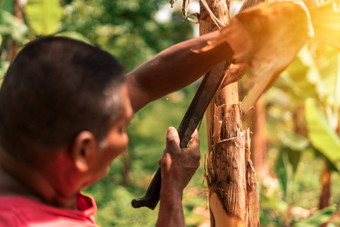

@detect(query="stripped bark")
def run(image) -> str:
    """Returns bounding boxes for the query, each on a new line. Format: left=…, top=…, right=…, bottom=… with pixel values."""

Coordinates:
left=200, top=0, right=259, bottom=226
left=246, top=96, right=269, bottom=179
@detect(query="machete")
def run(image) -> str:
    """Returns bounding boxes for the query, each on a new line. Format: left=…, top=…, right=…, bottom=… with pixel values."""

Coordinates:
left=131, top=61, right=228, bottom=209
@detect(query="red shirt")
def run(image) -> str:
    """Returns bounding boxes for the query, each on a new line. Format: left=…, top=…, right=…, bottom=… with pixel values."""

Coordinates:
left=0, top=194, right=98, bottom=226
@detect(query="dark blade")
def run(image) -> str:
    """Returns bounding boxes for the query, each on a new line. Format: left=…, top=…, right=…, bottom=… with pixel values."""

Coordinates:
left=131, top=62, right=228, bottom=209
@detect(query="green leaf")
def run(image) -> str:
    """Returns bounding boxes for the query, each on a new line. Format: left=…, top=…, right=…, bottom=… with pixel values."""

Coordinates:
left=275, top=146, right=303, bottom=201
left=305, top=99, right=340, bottom=171
left=0, top=60, right=10, bottom=80
left=279, top=130, right=309, bottom=151
left=281, top=55, right=319, bottom=101
left=286, top=148, right=303, bottom=176
left=275, top=131, right=308, bottom=200
left=275, top=149, right=288, bottom=198
left=275, top=149, right=291, bottom=199
left=313, top=148, right=339, bottom=172
left=55, top=31, right=91, bottom=44
left=0, top=0, right=13, bottom=13
left=0, top=10, right=29, bottom=44
left=293, top=206, right=336, bottom=227
left=24, top=0, right=63, bottom=35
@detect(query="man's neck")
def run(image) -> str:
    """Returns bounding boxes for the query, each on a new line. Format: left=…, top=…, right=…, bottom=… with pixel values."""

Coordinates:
left=0, top=165, right=38, bottom=198
left=0, top=150, right=78, bottom=209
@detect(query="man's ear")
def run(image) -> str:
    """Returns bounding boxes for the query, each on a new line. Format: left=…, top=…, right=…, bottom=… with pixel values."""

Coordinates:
left=71, top=131, right=97, bottom=173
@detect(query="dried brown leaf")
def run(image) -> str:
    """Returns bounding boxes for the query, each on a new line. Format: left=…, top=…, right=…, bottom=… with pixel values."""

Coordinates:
left=222, top=63, right=248, bottom=87
left=182, top=0, right=191, bottom=17
left=196, top=1, right=313, bottom=112
left=170, top=0, right=176, bottom=8
left=310, top=3, right=340, bottom=50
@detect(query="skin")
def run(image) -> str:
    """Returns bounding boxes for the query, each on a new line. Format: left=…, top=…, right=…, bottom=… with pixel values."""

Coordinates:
left=157, top=127, right=200, bottom=227
left=0, top=85, right=133, bottom=209
left=0, top=31, right=239, bottom=226
left=126, top=31, right=235, bottom=113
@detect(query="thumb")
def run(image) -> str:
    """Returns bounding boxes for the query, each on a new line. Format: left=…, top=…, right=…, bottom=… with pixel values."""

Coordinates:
left=165, top=126, right=180, bottom=154
left=188, top=129, right=200, bottom=150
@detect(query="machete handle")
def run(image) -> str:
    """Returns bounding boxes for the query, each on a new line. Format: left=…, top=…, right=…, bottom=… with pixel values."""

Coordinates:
left=131, top=62, right=227, bottom=210
left=131, top=167, right=161, bottom=209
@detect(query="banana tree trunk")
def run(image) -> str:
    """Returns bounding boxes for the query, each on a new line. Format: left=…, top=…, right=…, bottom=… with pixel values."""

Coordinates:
left=319, top=166, right=332, bottom=209
left=318, top=164, right=332, bottom=227
left=200, top=0, right=259, bottom=226
left=247, top=96, right=269, bottom=179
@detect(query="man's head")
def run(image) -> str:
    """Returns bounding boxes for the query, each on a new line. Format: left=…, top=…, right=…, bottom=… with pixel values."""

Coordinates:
left=0, top=37, right=127, bottom=164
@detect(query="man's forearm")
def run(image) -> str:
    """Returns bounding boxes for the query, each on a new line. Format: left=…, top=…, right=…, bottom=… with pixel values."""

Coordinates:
left=126, top=31, right=234, bottom=112
left=156, top=185, right=185, bottom=227
left=156, top=128, right=200, bottom=227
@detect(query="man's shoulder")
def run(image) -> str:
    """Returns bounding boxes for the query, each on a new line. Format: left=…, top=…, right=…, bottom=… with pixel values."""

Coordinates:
left=0, top=197, right=37, bottom=227
left=0, top=199, right=21, bottom=227
left=0, top=196, right=98, bottom=227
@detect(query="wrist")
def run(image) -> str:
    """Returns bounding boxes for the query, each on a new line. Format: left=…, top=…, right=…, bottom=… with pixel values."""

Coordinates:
left=160, top=184, right=183, bottom=200
left=158, top=185, right=184, bottom=227
left=160, top=181, right=183, bottom=208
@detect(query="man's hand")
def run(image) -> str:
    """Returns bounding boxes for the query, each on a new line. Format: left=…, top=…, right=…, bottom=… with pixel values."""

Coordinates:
left=156, top=127, right=200, bottom=227
left=160, top=127, right=200, bottom=192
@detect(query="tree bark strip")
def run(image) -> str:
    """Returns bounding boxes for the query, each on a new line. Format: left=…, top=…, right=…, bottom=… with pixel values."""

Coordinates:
left=200, top=0, right=259, bottom=226
left=246, top=96, right=269, bottom=179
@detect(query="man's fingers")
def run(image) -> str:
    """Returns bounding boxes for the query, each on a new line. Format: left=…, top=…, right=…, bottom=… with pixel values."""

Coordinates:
left=186, top=129, right=200, bottom=161
left=188, top=129, right=200, bottom=151
left=160, top=152, right=172, bottom=172
left=165, top=126, right=180, bottom=154
left=164, top=127, right=199, bottom=156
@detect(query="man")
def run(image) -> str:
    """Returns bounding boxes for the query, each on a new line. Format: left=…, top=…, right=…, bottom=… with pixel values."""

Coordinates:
left=0, top=31, right=236, bottom=226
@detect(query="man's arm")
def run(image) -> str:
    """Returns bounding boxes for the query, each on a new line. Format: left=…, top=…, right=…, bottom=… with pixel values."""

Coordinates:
left=156, top=127, right=200, bottom=227
left=126, top=31, right=234, bottom=112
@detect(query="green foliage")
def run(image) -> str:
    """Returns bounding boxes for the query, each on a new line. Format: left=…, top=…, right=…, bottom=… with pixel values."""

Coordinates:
left=305, top=99, right=340, bottom=171
left=0, top=5, right=29, bottom=79
left=84, top=167, right=159, bottom=226
left=274, top=131, right=308, bottom=200
left=0, top=60, right=9, bottom=80
left=0, top=9, right=28, bottom=44
left=293, top=206, right=336, bottom=227
left=261, top=150, right=339, bottom=226
left=55, top=31, right=90, bottom=43
left=265, top=42, right=340, bottom=226
left=24, top=0, right=63, bottom=35
left=60, top=0, right=193, bottom=71
left=0, top=0, right=13, bottom=13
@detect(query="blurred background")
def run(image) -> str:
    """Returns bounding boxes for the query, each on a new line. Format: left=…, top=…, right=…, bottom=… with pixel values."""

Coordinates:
left=1, top=0, right=340, bottom=226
